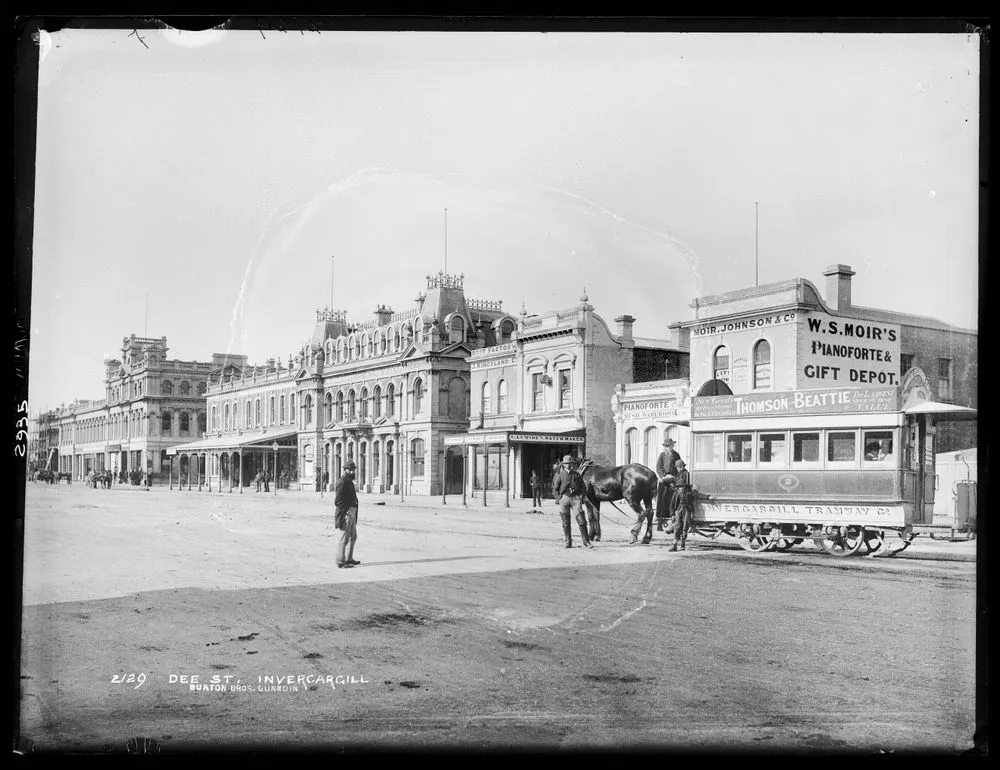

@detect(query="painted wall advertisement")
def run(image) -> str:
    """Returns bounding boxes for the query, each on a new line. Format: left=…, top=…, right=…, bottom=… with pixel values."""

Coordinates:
left=800, top=312, right=901, bottom=388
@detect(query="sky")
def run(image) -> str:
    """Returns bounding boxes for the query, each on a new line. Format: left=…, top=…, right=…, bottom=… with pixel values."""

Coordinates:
left=23, top=26, right=981, bottom=413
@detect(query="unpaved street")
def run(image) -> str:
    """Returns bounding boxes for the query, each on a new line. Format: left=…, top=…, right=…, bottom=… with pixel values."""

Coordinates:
left=18, top=483, right=979, bottom=753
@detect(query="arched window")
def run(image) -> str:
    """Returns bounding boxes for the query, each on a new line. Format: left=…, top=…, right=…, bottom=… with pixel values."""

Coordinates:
left=413, top=379, right=424, bottom=414
left=255, top=399, right=261, bottom=426
left=394, top=327, right=401, bottom=350
left=643, top=426, right=659, bottom=466
left=180, top=412, right=190, bottom=434
left=499, top=320, right=514, bottom=345
left=325, top=392, right=333, bottom=424
left=379, top=332, right=387, bottom=355
left=337, top=339, right=346, bottom=363
left=411, top=438, right=425, bottom=477
left=280, top=395, right=286, bottom=424
left=352, top=336, right=361, bottom=360
left=481, top=382, right=492, bottom=415
left=361, top=388, right=369, bottom=421
left=402, top=324, right=413, bottom=347
left=348, top=390, right=357, bottom=422
left=245, top=401, right=252, bottom=427
left=447, top=378, right=467, bottom=420
left=161, top=380, right=173, bottom=396
left=289, top=393, right=296, bottom=420
left=197, top=412, right=206, bottom=434
left=450, top=316, right=465, bottom=343
left=224, top=404, right=230, bottom=431
left=304, top=394, right=313, bottom=426
left=180, top=381, right=191, bottom=396
left=269, top=396, right=275, bottom=424
left=197, top=382, right=207, bottom=396
left=211, top=406, right=217, bottom=431
left=498, top=380, right=508, bottom=413
left=365, top=334, right=373, bottom=357
left=337, top=391, right=345, bottom=422
left=625, top=427, right=640, bottom=464
left=373, top=385, right=382, bottom=419
left=414, top=318, right=424, bottom=345
left=753, top=339, right=772, bottom=389
left=713, top=346, right=731, bottom=385
left=386, top=383, right=396, bottom=417
left=161, top=412, right=172, bottom=434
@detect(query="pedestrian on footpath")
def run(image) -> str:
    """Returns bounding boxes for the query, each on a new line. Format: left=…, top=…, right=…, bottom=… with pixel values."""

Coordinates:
left=529, top=470, right=542, bottom=509
left=334, top=460, right=361, bottom=569
left=255, top=470, right=263, bottom=492
left=552, top=455, right=592, bottom=549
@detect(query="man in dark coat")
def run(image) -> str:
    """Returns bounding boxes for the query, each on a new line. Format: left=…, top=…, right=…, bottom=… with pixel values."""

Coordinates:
left=334, top=461, right=361, bottom=568
left=655, top=437, right=681, bottom=531
left=552, top=455, right=592, bottom=549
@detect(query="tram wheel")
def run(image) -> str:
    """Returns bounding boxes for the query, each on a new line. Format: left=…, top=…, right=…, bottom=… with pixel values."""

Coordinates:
left=773, top=537, right=803, bottom=552
left=736, top=535, right=775, bottom=552
left=817, top=526, right=865, bottom=556
left=863, top=529, right=886, bottom=555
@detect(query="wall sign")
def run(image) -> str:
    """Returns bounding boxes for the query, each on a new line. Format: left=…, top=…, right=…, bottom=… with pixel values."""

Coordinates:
left=508, top=432, right=585, bottom=444
left=695, top=501, right=906, bottom=525
left=801, top=312, right=901, bottom=387
left=693, top=312, right=798, bottom=337
left=692, top=386, right=899, bottom=419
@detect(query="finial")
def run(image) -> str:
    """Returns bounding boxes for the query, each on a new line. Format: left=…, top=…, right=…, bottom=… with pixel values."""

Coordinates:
left=580, top=287, right=589, bottom=304
left=519, top=301, right=527, bottom=317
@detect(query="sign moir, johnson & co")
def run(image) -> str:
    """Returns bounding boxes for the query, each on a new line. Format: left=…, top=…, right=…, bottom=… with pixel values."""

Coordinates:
left=692, top=386, right=899, bottom=420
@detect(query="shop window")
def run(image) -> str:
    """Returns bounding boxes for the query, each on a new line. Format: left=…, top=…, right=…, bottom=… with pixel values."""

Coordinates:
left=532, top=372, right=544, bottom=412
left=558, top=369, right=572, bottom=409
left=694, top=433, right=724, bottom=468
left=713, top=346, right=731, bottom=385
left=497, top=380, right=508, bottom=413
left=481, top=382, right=492, bottom=416
left=752, top=340, right=772, bottom=389
left=758, top=432, right=787, bottom=465
left=411, top=438, right=425, bottom=477
left=863, top=430, right=894, bottom=463
left=937, top=358, right=952, bottom=401
left=827, top=431, right=857, bottom=463
left=792, top=432, right=820, bottom=463
left=726, top=433, right=753, bottom=464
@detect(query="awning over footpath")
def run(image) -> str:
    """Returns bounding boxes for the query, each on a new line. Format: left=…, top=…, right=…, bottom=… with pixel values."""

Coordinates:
left=167, top=428, right=298, bottom=456
left=902, top=401, right=978, bottom=421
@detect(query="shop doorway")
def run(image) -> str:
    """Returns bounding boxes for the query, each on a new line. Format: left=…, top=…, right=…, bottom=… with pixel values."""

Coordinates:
left=519, top=444, right=583, bottom=499
left=445, top=450, right=464, bottom=494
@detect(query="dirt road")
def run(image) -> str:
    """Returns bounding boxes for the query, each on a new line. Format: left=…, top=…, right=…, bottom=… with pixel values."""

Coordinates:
left=18, top=483, right=980, bottom=753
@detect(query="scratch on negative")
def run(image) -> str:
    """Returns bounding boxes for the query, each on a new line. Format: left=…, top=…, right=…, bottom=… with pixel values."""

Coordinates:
left=600, top=599, right=648, bottom=632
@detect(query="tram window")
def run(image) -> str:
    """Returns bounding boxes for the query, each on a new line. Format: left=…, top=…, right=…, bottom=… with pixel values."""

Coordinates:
left=827, top=431, right=857, bottom=463
left=758, top=432, right=787, bottom=465
left=863, top=430, right=894, bottom=463
left=792, top=432, right=820, bottom=463
left=726, top=433, right=753, bottom=464
left=694, top=433, right=724, bottom=468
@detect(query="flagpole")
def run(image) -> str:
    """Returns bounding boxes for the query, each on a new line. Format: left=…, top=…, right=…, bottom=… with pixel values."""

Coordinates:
left=444, top=208, right=448, bottom=274
left=330, top=255, right=334, bottom=310
left=755, top=202, right=759, bottom=287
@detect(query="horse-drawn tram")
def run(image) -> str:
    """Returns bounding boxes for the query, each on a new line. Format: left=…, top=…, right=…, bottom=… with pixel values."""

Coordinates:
left=688, top=378, right=976, bottom=556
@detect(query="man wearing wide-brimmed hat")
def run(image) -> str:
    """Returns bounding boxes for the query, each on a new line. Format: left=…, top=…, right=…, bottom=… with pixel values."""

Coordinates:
left=551, top=454, right=592, bottom=549
left=654, top=436, right=682, bottom=537
left=334, top=461, right=361, bottom=569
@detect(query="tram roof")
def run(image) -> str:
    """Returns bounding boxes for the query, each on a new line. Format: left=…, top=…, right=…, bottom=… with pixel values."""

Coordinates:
left=166, top=428, right=298, bottom=455
left=902, top=401, right=978, bottom=420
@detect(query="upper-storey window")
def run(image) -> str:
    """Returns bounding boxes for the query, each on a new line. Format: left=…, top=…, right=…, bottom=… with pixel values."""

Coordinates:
left=752, top=340, right=772, bottom=389
left=180, top=381, right=191, bottom=396
left=161, top=380, right=173, bottom=396
left=450, top=316, right=465, bottom=344
left=481, top=382, right=492, bottom=416
left=713, top=346, right=731, bottom=386
left=497, top=380, right=508, bottom=413
left=937, top=358, right=953, bottom=401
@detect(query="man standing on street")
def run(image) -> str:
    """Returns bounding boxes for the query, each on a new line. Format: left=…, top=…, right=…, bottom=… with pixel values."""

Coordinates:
left=529, top=469, right=542, bottom=509
left=655, top=436, right=681, bottom=533
left=334, top=461, right=361, bottom=569
left=552, top=455, right=592, bottom=549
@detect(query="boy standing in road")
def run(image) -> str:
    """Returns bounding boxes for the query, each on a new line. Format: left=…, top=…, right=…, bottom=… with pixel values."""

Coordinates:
left=334, top=461, right=361, bottom=569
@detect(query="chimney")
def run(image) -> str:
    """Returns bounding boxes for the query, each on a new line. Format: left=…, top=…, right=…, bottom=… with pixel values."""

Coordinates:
left=374, top=304, right=393, bottom=326
left=823, top=264, right=855, bottom=311
left=614, top=315, right=635, bottom=343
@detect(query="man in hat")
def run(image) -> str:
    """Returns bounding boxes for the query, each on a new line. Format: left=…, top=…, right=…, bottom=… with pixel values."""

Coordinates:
left=668, top=460, right=693, bottom=551
left=654, top=436, right=682, bottom=536
left=334, top=461, right=361, bottom=568
left=552, top=454, right=592, bottom=549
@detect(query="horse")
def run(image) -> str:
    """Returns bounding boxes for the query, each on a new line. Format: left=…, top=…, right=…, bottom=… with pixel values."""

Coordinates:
left=578, top=460, right=660, bottom=544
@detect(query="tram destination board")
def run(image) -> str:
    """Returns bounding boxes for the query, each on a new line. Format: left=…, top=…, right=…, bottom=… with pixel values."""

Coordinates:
left=693, top=386, right=898, bottom=419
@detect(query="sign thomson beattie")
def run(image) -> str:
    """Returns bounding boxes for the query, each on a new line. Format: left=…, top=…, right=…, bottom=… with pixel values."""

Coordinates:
left=693, top=386, right=898, bottom=419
